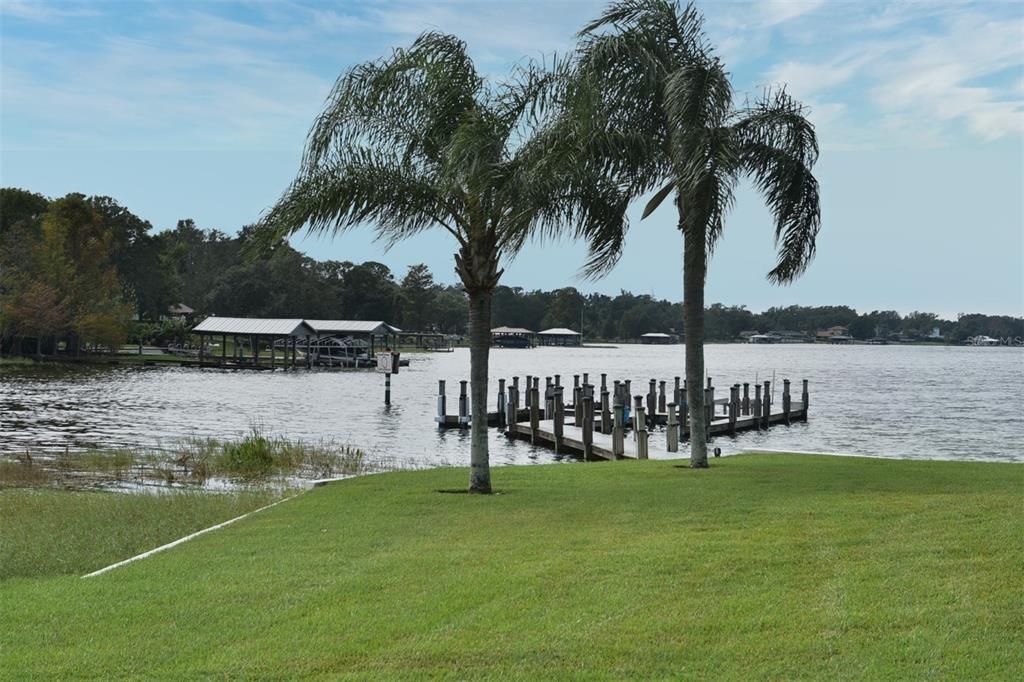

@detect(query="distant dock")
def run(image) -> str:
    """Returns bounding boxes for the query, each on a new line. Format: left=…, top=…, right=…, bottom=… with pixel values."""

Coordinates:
left=436, top=373, right=808, bottom=460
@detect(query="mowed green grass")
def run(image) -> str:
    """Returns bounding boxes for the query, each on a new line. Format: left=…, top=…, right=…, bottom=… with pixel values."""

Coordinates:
left=2, top=454, right=1021, bottom=679
left=0, top=489, right=281, bottom=580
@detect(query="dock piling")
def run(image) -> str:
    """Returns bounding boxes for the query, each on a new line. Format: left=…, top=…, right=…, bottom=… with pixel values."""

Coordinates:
left=582, top=395, right=594, bottom=459
left=553, top=387, right=564, bottom=452
left=742, top=382, right=750, bottom=416
left=658, top=380, right=667, bottom=414
left=762, top=381, right=771, bottom=429
left=783, top=379, right=791, bottom=425
left=674, top=376, right=682, bottom=405
left=497, top=379, right=506, bottom=427
left=436, top=380, right=446, bottom=428
left=802, top=379, right=809, bottom=417
left=635, top=402, right=649, bottom=459
left=458, top=381, right=469, bottom=426
left=647, top=380, right=657, bottom=428
left=612, top=394, right=625, bottom=459
left=728, top=385, right=738, bottom=434
left=600, top=389, right=611, bottom=434
left=529, top=386, right=540, bottom=443
left=667, top=402, right=679, bottom=452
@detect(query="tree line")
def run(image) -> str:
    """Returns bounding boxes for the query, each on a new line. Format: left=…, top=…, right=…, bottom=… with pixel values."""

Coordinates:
left=3, top=186, right=1016, bottom=355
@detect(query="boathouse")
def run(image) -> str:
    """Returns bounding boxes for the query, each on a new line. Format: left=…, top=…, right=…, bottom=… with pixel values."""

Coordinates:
left=492, top=326, right=535, bottom=348
left=537, top=328, right=582, bottom=347
left=191, top=317, right=317, bottom=367
left=306, top=320, right=402, bottom=357
left=640, top=332, right=676, bottom=344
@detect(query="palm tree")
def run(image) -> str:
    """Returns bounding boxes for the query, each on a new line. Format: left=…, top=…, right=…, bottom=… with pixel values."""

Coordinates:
left=570, top=0, right=822, bottom=467
left=258, top=33, right=626, bottom=492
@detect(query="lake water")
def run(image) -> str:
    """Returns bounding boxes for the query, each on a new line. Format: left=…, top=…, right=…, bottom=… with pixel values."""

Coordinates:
left=2, top=344, right=1022, bottom=465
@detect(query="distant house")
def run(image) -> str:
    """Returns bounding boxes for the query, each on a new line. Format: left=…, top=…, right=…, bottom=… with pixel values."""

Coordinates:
left=491, top=326, right=535, bottom=348
left=738, top=330, right=760, bottom=341
left=816, top=325, right=853, bottom=344
left=537, top=328, right=582, bottom=347
left=640, top=332, right=676, bottom=344
left=166, top=303, right=195, bottom=321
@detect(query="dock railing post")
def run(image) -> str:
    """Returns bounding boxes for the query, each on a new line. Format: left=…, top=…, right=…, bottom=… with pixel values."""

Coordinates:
left=667, top=402, right=679, bottom=452
left=635, top=403, right=649, bottom=459
left=801, top=379, right=809, bottom=419
left=762, top=381, right=771, bottom=428
left=497, top=379, right=506, bottom=427
left=600, top=389, right=611, bottom=434
left=437, top=380, right=447, bottom=428
left=742, top=382, right=750, bottom=416
left=529, top=387, right=540, bottom=444
left=582, top=395, right=594, bottom=459
left=553, top=387, right=564, bottom=452
left=783, top=379, right=791, bottom=425
left=459, top=380, right=469, bottom=427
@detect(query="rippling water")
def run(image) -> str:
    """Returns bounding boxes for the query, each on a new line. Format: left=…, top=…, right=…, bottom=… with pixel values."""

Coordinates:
left=2, top=344, right=1022, bottom=464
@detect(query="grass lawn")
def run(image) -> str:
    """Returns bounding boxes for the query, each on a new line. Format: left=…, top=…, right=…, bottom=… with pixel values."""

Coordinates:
left=2, top=454, right=1021, bottom=679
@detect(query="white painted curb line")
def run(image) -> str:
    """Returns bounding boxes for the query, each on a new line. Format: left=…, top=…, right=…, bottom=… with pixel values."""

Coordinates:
left=82, top=493, right=302, bottom=579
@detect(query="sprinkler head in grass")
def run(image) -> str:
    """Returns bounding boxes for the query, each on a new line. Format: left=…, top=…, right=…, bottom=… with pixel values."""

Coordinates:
left=713, top=447, right=721, bottom=458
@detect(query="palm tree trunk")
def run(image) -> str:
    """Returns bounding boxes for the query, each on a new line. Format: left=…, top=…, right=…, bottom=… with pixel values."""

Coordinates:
left=467, top=288, right=493, bottom=493
left=682, top=211, right=709, bottom=468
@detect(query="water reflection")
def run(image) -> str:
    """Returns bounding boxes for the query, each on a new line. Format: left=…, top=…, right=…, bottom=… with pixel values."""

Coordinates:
left=2, top=344, right=1022, bottom=464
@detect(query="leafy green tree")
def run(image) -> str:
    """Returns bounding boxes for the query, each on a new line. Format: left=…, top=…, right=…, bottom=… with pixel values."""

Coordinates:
left=258, top=33, right=624, bottom=493
left=570, top=0, right=822, bottom=466
left=399, top=264, right=438, bottom=331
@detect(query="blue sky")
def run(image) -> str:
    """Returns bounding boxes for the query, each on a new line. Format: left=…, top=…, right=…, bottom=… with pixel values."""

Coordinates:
left=1, top=0, right=1021, bottom=317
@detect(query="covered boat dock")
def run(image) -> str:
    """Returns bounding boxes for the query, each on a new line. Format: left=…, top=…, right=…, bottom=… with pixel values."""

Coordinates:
left=192, top=317, right=317, bottom=368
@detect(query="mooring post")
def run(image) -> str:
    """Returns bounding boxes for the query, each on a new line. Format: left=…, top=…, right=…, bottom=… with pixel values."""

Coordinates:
left=762, top=381, right=771, bottom=428
left=437, top=380, right=447, bottom=428
left=529, top=387, right=540, bottom=444
left=583, top=373, right=589, bottom=387
left=742, top=383, right=750, bottom=416
left=624, top=381, right=632, bottom=425
left=553, top=387, right=564, bottom=452
left=801, top=379, right=809, bottom=418
left=574, top=374, right=580, bottom=392
left=384, top=373, right=391, bottom=405
left=753, top=384, right=762, bottom=430
left=582, top=395, right=594, bottom=459
left=458, top=380, right=469, bottom=427
left=600, top=388, right=611, bottom=434
left=573, top=384, right=583, bottom=425
left=612, top=393, right=625, bottom=459
left=635, top=404, right=649, bottom=459
left=506, top=384, right=517, bottom=430
left=554, top=374, right=561, bottom=388
left=783, top=379, right=792, bottom=425
left=674, top=376, right=682, bottom=405
left=703, top=387, right=713, bottom=441
left=667, top=402, right=679, bottom=452
left=545, top=377, right=554, bottom=418
left=658, top=380, right=667, bottom=415
left=678, top=400, right=687, bottom=442
left=497, top=379, right=506, bottom=427
left=633, top=395, right=643, bottom=430
left=600, top=373, right=607, bottom=392
left=647, top=380, right=657, bottom=428
left=728, top=385, right=738, bottom=434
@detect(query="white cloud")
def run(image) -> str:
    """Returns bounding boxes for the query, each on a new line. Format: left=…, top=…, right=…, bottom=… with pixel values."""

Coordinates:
left=758, top=0, right=825, bottom=27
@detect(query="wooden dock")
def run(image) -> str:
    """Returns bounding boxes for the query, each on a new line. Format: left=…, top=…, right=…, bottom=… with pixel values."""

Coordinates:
left=435, top=373, right=809, bottom=459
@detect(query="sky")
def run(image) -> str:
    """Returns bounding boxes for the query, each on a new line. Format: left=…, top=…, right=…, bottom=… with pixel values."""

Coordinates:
left=1, top=0, right=1022, bottom=317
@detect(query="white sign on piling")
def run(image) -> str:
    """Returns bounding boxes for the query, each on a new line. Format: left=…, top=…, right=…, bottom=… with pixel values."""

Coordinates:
left=377, top=351, right=400, bottom=405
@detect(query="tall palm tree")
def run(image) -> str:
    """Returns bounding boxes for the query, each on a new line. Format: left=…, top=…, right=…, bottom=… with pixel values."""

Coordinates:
left=258, top=33, right=626, bottom=492
left=570, top=0, right=821, bottom=467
